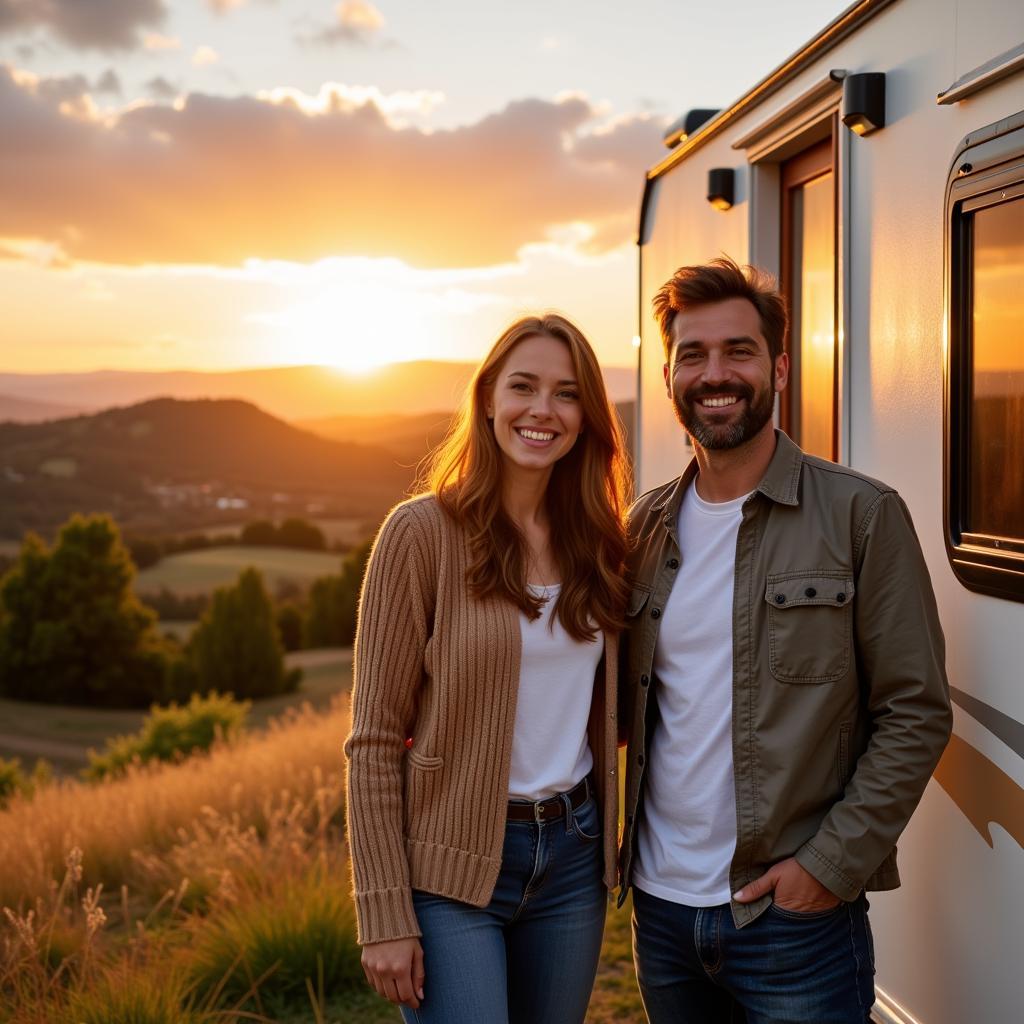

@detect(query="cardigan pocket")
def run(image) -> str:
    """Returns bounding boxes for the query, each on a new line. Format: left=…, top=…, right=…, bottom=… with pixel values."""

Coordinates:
left=406, top=749, right=444, bottom=772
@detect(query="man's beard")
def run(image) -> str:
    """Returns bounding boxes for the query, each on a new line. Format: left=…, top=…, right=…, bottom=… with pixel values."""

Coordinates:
left=672, top=380, right=776, bottom=450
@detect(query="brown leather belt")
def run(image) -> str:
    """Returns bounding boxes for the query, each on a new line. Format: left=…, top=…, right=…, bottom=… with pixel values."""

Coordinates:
left=506, top=775, right=592, bottom=822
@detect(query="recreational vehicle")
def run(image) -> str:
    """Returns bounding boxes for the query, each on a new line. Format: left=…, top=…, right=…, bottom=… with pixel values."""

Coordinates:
left=634, top=1, right=1024, bottom=1020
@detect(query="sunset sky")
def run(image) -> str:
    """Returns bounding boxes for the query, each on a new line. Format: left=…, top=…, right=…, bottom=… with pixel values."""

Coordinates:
left=1, top=0, right=850, bottom=375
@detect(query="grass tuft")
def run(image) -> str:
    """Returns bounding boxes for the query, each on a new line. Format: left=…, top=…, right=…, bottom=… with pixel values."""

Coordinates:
left=187, top=869, right=362, bottom=1012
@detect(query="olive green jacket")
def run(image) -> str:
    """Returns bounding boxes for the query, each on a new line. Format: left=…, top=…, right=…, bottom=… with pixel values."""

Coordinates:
left=619, top=431, right=952, bottom=926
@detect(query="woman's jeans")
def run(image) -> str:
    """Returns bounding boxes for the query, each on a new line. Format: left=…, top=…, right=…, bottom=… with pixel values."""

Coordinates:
left=632, top=886, right=876, bottom=1024
left=401, top=792, right=606, bottom=1024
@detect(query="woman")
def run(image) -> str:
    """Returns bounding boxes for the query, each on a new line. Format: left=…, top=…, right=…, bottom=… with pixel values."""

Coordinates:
left=344, top=313, right=630, bottom=1024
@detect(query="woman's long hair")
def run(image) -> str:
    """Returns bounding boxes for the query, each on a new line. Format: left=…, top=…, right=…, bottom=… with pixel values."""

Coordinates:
left=421, top=314, right=631, bottom=641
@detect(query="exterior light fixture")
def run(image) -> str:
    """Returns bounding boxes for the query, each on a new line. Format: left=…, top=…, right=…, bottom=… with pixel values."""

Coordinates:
left=663, top=108, right=720, bottom=149
left=707, top=168, right=735, bottom=211
left=841, top=72, right=886, bottom=135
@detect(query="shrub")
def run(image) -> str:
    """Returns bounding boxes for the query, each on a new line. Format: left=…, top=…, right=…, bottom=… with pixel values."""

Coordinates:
left=85, top=692, right=250, bottom=781
left=189, top=568, right=300, bottom=699
left=0, top=756, right=25, bottom=806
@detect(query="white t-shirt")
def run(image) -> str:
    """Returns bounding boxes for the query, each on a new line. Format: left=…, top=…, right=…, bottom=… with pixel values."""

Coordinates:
left=633, top=482, right=749, bottom=906
left=508, top=584, right=603, bottom=800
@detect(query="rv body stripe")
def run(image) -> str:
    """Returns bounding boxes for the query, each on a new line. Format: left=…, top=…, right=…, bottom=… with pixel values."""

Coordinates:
left=949, top=686, right=1024, bottom=760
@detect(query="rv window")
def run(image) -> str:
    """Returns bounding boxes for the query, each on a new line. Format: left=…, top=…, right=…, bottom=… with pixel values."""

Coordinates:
left=947, top=164, right=1024, bottom=601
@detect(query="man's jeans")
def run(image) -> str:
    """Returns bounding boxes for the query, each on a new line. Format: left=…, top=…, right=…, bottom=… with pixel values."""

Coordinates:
left=632, top=886, right=875, bottom=1024
left=401, top=792, right=606, bottom=1024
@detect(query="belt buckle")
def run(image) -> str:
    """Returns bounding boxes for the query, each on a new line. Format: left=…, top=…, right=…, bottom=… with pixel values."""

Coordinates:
left=533, top=798, right=549, bottom=825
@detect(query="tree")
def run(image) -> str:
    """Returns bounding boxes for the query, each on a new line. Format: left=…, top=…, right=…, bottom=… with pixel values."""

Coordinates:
left=240, top=520, right=278, bottom=546
left=188, top=568, right=300, bottom=699
left=276, top=601, right=304, bottom=652
left=276, top=518, right=326, bottom=551
left=304, top=539, right=372, bottom=648
left=0, top=515, right=170, bottom=707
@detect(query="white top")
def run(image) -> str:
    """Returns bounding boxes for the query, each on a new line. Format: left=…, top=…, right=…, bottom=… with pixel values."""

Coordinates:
left=508, top=584, right=602, bottom=800
left=633, top=483, right=749, bottom=906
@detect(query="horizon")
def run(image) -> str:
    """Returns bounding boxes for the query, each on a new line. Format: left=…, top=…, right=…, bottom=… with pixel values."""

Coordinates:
left=0, top=0, right=851, bottom=377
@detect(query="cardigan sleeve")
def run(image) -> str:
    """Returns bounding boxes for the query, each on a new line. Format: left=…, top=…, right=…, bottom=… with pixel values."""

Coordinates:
left=344, top=499, right=438, bottom=944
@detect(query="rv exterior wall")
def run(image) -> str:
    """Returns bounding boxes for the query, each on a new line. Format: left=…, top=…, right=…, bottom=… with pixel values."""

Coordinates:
left=636, top=1, right=1024, bottom=1021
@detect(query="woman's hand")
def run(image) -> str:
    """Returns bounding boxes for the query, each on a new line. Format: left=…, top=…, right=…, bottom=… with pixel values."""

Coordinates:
left=361, top=937, right=426, bottom=1008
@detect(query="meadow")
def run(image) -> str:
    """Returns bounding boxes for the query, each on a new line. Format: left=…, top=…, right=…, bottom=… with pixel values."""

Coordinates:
left=134, top=547, right=343, bottom=598
left=0, top=649, right=353, bottom=775
left=0, top=697, right=645, bottom=1023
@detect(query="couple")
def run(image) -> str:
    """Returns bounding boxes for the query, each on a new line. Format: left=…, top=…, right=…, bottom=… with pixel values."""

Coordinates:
left=344, top=258, right=952, bottom=1024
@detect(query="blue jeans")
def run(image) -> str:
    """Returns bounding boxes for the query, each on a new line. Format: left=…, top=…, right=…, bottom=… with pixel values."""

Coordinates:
left=400, top=792, right=606, bottom=1024
left=632, top=887, right=875, bottom=1024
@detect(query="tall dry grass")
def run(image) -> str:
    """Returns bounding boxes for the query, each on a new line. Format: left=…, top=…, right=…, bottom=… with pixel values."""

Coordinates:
left=0, top=698, right=366, bottom=1023
left=0, top=700, right=349, bottom=913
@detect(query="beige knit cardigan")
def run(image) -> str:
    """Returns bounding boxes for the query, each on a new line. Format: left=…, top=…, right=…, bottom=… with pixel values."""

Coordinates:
left=344, top=495, right=620, bottom=945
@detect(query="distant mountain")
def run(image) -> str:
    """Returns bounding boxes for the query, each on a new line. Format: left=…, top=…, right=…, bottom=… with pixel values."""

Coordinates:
left=0, top=362, right=637, bottom=423
left=0, top=398, right=414, bottom=540
left=0, top=393, right=85, bottom=423
left=299, top=410, right=455, bottom=464
left=302, top=401, right=637, bottom=466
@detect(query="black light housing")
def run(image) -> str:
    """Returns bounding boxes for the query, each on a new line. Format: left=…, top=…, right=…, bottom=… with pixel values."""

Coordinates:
left=663, top=108, right=720, bottom=149
left=841, top=72, right=885, bottom=135
left=707, top=168, right=735, bottom=211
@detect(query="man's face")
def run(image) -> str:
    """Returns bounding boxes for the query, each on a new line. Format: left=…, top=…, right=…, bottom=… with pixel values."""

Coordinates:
left=663, top=296, right=788, bottom=451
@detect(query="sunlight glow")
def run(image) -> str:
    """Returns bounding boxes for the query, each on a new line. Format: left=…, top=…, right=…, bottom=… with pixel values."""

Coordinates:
left=259, top=290, right=413, bottom=373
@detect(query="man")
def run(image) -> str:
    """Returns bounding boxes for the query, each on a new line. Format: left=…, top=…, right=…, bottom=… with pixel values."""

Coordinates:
left=620, top=257, right=951, bottom=1023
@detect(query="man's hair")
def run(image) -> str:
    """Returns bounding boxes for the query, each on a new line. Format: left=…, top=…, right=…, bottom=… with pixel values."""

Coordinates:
left=652, top=256, right=788, bottom=363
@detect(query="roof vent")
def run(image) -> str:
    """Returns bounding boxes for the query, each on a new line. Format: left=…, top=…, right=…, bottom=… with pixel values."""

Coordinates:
left=663, top=108, right=720, bottom=149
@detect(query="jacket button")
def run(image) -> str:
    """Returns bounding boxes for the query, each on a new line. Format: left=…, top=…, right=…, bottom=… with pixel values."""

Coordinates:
left=836, top=592, right=846, bottom=603
left=651, top=608, right=661, bottom=619
left=667, top=558, right=679, bottom=569
left=774, top=594, right=786, bottom=604
left=804, top=587, right=817, bottom=598
left=640, top=674, right=649, bottom=687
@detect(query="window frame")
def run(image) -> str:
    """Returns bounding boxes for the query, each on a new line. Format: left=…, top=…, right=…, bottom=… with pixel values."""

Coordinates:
left=944, top=120, right=1024, bottom=602
left=779, top=133, right=839, bottom=460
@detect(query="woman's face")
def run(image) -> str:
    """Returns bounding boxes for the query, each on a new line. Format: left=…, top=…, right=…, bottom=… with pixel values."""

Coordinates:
left=486, top=333, right=584, bottom=477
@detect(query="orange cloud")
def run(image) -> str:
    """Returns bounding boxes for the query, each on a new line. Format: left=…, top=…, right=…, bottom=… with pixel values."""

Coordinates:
left=0, top=67, right=665, bottom=269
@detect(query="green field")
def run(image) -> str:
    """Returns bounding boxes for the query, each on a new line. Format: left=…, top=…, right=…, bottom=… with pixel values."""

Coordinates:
left=135, top=545, right=343, bottom=596
left=0, top=647, right=352, bottom=775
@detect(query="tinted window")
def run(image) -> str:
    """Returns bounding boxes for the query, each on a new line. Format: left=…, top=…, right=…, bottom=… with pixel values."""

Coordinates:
left=968, top=199, right=1024, bottom=540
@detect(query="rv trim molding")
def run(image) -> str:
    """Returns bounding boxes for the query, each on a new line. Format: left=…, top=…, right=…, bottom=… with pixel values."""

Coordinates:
left=872, top=986, right=924, bottom=1024
left=647, top=0, right=897, bottom=181
left=731, top=73, right=843, bottom=162
left=937, top=41, right=1024, bottom=105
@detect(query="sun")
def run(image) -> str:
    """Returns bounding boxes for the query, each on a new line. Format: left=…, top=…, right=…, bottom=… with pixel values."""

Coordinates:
left=274, top=295, right=397, bottom=373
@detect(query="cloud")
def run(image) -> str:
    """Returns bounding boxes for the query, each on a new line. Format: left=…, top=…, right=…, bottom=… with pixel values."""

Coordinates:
left=0, top=0, right=167, bottom=51
left=95, top=69, right=122, bottom=95
left=208, top=0, right=246, bottom=11
left=143, top=31, right=179, bottom=51
left=0, top=67, right=666, bottom=269
left=144, top=74, right=177, bottom=101
left=300, top=0, right=389, bottom=47
left=191, top=45, right=219, bottom=66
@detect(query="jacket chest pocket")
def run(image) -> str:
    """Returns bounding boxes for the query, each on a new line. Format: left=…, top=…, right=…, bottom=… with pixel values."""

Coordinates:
left=765, top=571, right=854, bottom=684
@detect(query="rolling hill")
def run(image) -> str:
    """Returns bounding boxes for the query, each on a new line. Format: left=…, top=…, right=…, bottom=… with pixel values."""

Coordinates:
left=0, top=362, right=636, bottom=423
left=0, top=397, right=414, bottom=540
